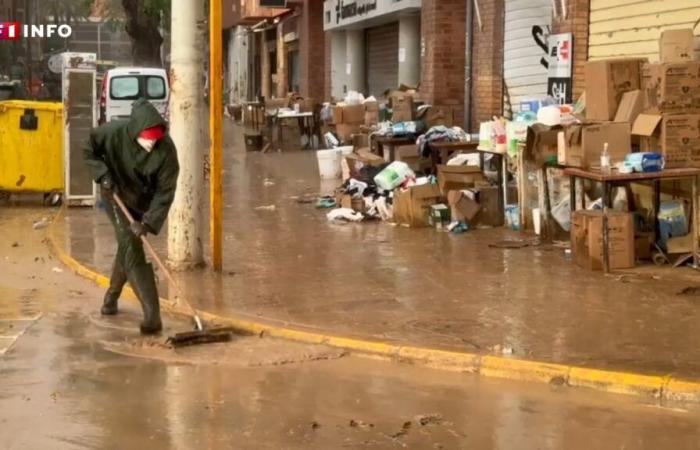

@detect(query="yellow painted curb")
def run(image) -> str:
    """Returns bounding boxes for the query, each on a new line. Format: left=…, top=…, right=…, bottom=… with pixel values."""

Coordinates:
left=47, top=206, right=700, bottom=404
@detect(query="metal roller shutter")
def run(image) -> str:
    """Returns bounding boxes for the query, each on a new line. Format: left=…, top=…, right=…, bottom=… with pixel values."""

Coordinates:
left=503, top=0, right=552, bottom=112
left=366, top=22, right=399, bottom=98
left=589, top=0, right=700, bottom=61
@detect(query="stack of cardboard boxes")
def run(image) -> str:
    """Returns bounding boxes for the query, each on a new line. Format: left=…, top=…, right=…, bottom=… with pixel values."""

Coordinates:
left=567, top=29, right=699, bottom=270
left=633, top=30, right=700, bottom=168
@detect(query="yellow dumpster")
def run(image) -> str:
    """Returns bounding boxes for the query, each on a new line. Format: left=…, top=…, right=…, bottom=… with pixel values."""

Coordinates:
left=0, top=100, right=64, bottom=197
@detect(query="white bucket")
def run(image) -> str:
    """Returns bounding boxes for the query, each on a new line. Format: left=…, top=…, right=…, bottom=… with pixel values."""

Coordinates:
left=317, top=148, right=343, bottom=180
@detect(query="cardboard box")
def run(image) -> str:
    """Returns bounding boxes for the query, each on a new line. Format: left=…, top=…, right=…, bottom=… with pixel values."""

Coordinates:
left=353, top=133, right=370, bottom=149
left=632, top=113, right=700, bottom=168
left=335, top=123, right=361, bottom=143
left=437, top=165, right=484, bottom=193
left=571, top=210, right=635, bottom=271
left=660, top=29, right=695, bottom=63
left=393, top=183, right=444, bottom=227
left=557, top=122, right=631, bottom=168
left=585, top=58, right=646, bottom=121
left=447, top=190, right=481, bottom=222
left=336, top=193, right=366, bottom=213
left=394, top=145, right=430, bottom=173
left=472, top=185, right=518, bottom=227
left=365, top=110, right=379, bottom=126
left=341, top=104, right=366, bottom=124
left=642, top=61, right=700, bottom=113
left=345, top=147, right=386, bottom=176
left=331, top=106, right=343, bottom=124
left=391, top=93, right=414, bottom=122
left=364, top=100, right=379, bottom=112
left=614, top=90, right=644, bottom=124
left=418, top=106, right=455, bottom=128
left=635, top=232, right=654, bottom=260
left=525, top=123, right=561, bottom=166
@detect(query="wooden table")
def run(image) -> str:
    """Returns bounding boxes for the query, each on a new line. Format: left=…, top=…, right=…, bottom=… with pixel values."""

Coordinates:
left=274, top=111, right=317, bottom=151
left=563, top=167, right=700, bottom=273
left=373, top=136, right=414, bottom=162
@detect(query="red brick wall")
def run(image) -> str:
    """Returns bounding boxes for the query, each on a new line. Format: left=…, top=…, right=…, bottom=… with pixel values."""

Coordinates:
left=299, top=0, right=326, bottom=102
left=324, top=32, right=332, bottom=101
left=469, top=0, right=504, bottom=131
left=421, top=0, right=468, bottom=126
left=551, top=0, right=590, bottom=100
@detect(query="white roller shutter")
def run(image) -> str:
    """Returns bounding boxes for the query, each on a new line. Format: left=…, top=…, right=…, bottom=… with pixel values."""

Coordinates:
left=589, top=0, right=700, bottom=62
left=503, top=0, right=553, bottom=113
left=366, top=23, right=399, bottom=98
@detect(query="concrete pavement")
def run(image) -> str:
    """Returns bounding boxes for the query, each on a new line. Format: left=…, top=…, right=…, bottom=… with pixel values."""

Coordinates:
left=2, top=207, right=700, bottom=449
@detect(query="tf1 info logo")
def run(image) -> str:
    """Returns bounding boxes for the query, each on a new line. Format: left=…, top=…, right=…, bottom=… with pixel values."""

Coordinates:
left=0, top=22, right=73, bottom=40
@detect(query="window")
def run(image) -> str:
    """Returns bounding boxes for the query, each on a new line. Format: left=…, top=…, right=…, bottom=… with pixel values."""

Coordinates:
left=146, top=76, right=166, bottom=99
left=110, top=76, right=139, bottom=99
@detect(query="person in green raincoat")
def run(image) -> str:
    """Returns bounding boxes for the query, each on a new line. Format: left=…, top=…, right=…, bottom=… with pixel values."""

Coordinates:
left=83, top=98, right=179, bottom=334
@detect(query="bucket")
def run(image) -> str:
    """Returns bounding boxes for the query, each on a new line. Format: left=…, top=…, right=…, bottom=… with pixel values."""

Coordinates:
left=316, top=148, right=342, bottom=180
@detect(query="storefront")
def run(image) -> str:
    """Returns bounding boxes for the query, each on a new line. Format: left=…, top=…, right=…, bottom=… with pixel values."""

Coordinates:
left=324, top=0, right=421, bottom=100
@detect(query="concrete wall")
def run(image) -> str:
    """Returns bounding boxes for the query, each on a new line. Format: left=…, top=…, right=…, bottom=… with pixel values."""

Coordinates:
left=228, top=26, right=250, bottom=104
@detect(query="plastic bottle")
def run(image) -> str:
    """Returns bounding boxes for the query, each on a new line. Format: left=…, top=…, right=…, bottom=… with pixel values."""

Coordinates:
left=600, top=142, right=611, bottom=174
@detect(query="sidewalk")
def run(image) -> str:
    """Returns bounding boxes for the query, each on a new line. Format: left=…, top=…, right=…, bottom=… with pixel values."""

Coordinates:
left=54, top=122, right=700, bottom=381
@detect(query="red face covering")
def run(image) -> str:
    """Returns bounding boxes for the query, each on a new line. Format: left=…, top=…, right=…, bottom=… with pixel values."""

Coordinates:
left=137, top=126, right=165, bottom=152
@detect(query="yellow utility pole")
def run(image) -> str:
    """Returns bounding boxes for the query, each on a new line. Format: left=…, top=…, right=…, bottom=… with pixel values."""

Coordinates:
left=209, top=0, right=223, bottom=271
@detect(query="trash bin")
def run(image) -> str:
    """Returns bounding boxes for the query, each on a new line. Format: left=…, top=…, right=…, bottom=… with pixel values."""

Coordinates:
left=0, top=100, right=64, bottom=202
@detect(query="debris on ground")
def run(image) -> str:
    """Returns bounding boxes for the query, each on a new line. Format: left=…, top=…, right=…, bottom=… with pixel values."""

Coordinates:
left=415, top=414, right=444, bottom=426
left=489, top=240, right=529, bottom=249
left=263, top=178, right=275, bottom=187
left=32, top=217, right=49, bottom=230
left=349, top=419, right=374, bottom=429
left=254, top=205, right=276, bottom=211
left=326, top=208, right=364, bottom=222
left=310, top=421, right=320, bottom=430
left=390, top=421, right=412, bottom=439
left=490, top=344, right=515, bottom=355
left=677, top=286, right=700, bottom=296
left=11, top=241, right=19, bottom=248
left=51, top=267, right=64, bottom=273
left=315, top=196, right=337, bottom=209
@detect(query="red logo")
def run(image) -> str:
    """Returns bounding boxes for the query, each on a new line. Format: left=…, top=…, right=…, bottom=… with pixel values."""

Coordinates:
left=560, top=41, right=570, bottom=61
left=0, top=22, right=20, bottom=40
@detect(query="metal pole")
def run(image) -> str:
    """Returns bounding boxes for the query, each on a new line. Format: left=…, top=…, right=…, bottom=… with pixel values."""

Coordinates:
left=210, top=0, right=223, bottom=271
left=167, top=0, right=205, bottom=268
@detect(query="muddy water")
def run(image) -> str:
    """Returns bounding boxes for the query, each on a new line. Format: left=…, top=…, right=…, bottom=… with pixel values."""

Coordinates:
left=58, top=122, right=700, bottom=378
left=3, top=208, right=700, bottom=449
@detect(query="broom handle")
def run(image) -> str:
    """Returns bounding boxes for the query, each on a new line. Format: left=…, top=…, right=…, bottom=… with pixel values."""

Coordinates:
left=112, top=193, right=181, bottom=296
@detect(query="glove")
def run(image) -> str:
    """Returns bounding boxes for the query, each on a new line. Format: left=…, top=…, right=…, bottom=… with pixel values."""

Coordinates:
left=100, top=174, right=115, bottom=200
left=130, top=221, right=148, bottom=238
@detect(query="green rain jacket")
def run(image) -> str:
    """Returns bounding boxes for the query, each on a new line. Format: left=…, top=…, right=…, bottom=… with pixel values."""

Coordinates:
left=84, top=98, right=179, bottom=234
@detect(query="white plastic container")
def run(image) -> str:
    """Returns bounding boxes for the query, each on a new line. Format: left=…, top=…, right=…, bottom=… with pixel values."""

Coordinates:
left=316, top=149, right=342, bottom=180
left=373, top=161, right=415, bottom=191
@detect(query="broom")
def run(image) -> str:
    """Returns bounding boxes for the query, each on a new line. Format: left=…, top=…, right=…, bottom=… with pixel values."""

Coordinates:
left=112, top=193, right=235, bottom=347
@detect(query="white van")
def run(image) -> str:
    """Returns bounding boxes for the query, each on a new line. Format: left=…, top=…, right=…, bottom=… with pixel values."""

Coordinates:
left=99, top=67, right=169, bottom=123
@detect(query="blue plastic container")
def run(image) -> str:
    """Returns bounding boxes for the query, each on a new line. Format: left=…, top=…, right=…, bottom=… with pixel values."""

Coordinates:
left=624, top=152, right=664, bottom=173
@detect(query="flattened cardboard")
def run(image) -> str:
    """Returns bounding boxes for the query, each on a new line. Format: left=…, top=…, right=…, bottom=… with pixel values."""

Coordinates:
left=660, top=29, right=695, bottom=63
left=585, top=58, right=646, bottom=121
left=331, top=106, right=343, bottom=124
left=614, top=90, right=644, bottom=123
left=571, top=210, right=635, bottom=271
left=447, top=190, right=481, bottom=222
left=391, top=93, right=414, bottom=122
left=437, top=164, right=484, bottom=193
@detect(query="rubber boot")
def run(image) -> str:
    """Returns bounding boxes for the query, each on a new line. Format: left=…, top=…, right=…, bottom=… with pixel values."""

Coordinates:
left=127, top=263, right=162, bottom=334
left=101, top=262, right=127, bottom=315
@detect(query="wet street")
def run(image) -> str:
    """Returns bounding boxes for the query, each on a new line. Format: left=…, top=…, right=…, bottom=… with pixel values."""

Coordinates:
left=2, top=208, right=700, bottom=449
left=55, top=121, right=700, bottom=378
